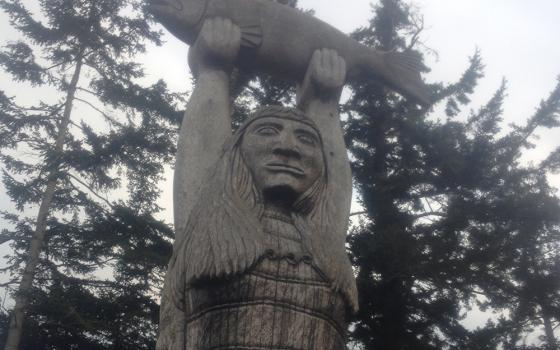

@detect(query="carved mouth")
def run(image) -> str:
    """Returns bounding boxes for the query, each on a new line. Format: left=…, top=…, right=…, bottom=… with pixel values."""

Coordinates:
left=265, top=163, right=305, bottom=177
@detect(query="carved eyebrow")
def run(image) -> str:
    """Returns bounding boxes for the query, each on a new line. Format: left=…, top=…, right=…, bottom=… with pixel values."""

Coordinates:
left=251, top=121, right=283, bottom=131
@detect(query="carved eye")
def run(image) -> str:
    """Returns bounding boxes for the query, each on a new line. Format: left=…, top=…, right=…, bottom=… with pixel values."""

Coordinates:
left=297, top=132, right=317, bottom=146
left=255, top=125, right=279, bottom=136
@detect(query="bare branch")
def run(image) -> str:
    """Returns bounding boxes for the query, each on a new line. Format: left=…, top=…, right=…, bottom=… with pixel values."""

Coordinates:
left=423, top=197, right=435, bottom=212
left=66, top=173, right=114, bottom=210
left=44, top=49, right=95, bottom=72
left=68, top=120, right=87, bottom=133
left=0, top=279, right=19, bottom=288
left=412, top=211, right=446, bottom=219
left=77, top=86, right=101, bottom=97
left=74, top=97, right=124, bottom=127
left=407, top=15, right=425, bottom=51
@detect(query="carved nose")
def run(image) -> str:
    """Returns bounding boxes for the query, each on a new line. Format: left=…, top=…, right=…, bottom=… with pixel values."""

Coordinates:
left=272, top=131, right=301, bottom=160
left=272, top=146, right=301, bottom=160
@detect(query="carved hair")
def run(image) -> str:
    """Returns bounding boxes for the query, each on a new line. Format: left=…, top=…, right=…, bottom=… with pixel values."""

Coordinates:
left=167, top=106, right=358, bottom=312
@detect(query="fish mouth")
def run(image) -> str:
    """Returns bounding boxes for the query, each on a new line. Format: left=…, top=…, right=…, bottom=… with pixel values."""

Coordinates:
left=148, top=0, right=184, bottom=12
left=265, top=163, right=305, bottom=177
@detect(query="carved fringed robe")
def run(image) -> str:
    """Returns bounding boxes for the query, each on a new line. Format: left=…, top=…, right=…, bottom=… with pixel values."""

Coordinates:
left=182, top=209, right=348, bottom=349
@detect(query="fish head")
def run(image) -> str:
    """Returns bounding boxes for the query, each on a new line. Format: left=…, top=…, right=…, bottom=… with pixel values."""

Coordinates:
left=148, top=0, right=207, bottom=44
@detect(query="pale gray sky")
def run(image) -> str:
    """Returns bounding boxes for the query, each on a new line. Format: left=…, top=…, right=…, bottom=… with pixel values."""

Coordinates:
left=0, top=0, right=559, bottom=343
left=139, top=0, right=560, bottom=226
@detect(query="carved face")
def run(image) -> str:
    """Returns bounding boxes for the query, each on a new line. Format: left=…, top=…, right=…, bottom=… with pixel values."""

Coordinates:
left=240, top=117, right=324, bottom=203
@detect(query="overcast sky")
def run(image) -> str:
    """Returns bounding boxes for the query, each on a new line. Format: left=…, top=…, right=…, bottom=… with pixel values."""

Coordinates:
left=1, top=0, right=558, bottom=210
left=137, top=2, right=560, bottom=336
left=138, top=0, right=560, bottom=195
left=1, top=0, right=559, bottom=341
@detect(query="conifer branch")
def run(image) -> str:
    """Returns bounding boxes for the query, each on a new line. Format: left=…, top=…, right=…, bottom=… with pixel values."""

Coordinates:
left=0, top=265, right=17, bottom=274
left=66, top=172, right=114, bottom=210
left=3, top=47, right=85, bottom=350
left=507, top=78, right=560, bottom=159
left=0, top=1, right=180, bottom=346
left=0, top=233, right=17, bottom=245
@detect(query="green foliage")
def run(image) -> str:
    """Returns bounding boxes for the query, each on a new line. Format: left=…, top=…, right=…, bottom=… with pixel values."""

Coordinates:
left=343, top=1, right=560, bottom=349
left=1, top=0, right=558, bottom=348
left=231, top=1, right=560, bottom=349
left=0, top=0, right=182, bottom=348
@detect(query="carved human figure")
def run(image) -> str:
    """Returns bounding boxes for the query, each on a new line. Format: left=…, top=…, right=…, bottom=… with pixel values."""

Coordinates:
left=157, top=18, right=357, bottom=350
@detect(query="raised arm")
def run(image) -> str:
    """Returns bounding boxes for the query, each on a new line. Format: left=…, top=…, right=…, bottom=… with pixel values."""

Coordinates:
left=297, top=49, right=352, bottom=223
left=174, top=18, right=241, bottom=236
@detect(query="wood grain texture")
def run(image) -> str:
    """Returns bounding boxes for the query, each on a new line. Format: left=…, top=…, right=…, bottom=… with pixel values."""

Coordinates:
left=157, top=108, right=358, bottom=350
left=148, top=0, right=431, bottom=105
left=183, top=213, right=348, bottom=349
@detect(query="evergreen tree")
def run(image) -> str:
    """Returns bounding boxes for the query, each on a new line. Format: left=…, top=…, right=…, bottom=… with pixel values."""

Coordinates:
left=1, top=0, right=553, bottom=348
left=467, top=86, right=560, bottom=349
left=229, top=1, right=560, bottom=348
left=0, top=0, right=181, bottom=348
left=343, top=1, right=560, bottom=349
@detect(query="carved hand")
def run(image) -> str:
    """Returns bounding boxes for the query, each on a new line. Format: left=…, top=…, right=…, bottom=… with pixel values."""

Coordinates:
left=297, top=48, right=347, bottom=107
left=188, top=17, right=242, bottom=77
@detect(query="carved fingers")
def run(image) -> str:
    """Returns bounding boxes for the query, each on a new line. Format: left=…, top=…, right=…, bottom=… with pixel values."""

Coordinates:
left=297, top=49, right=347, bottom=107
left=188, top=17, right=242, bottom=76
left=310, top=48, right=347, bottom=91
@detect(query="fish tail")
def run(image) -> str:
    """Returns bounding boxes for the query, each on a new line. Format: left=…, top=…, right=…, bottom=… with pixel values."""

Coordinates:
left=375, top=50, right=431, bottom=105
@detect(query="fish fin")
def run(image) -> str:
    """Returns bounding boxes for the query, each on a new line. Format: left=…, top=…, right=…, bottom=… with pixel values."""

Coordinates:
left=239, top=23, right=263, bottom=49
left=383, top=51, right=432, bottom=106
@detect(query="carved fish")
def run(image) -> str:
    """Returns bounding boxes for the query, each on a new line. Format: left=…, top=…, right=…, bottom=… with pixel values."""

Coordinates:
left=148, top=0, right=431, bottom=105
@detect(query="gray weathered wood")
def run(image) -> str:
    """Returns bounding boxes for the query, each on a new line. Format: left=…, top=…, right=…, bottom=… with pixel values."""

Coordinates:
left=148, top=0, right=431, bottom=105
left=156, top=16, right=358, bottom=350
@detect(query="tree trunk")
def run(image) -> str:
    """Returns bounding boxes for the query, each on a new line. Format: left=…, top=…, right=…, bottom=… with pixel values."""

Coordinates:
left=3, top=55, right=84, bottom=350
left=542, top=312, right=557, bottom=350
